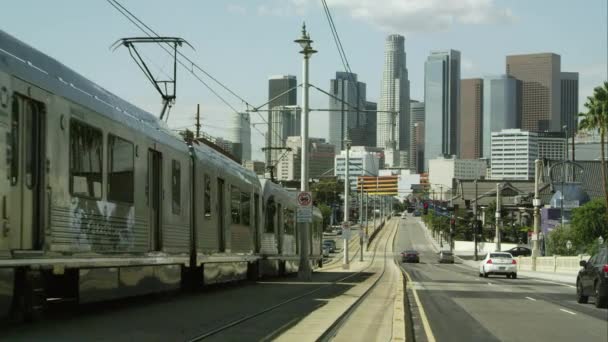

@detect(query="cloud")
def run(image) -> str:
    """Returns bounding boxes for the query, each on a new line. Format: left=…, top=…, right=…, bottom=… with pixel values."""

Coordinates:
left=227, top=4, right=247, bottom=15
left=259, top=0, right=514, bottom=32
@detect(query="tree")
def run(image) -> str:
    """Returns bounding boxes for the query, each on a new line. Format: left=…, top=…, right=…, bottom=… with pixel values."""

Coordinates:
left=178, top=129, right=195, bottom=144
left=317, top=203, right=332, bottom=230
left=579, top=82, right=608, bottom=210
left=546, top=225, right=577, bottom=256
left=311, top=178, right=343, bottom=206
left=570, top=198, right=608, bottom=254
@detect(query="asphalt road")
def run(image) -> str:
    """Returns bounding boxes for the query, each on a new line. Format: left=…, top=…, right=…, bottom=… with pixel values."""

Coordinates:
left=396, top=215, right=608, bottom=342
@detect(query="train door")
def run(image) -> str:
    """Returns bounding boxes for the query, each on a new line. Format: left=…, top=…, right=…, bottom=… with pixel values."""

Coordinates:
left=148, top=149, right=162, bottom=251
left=277, top=204, right=282, bottom=254
left=217, top=178, right=225, bottom=252
left=253, top=193, right=260, bottom=252
left=9, top=93, right=46, bottom=250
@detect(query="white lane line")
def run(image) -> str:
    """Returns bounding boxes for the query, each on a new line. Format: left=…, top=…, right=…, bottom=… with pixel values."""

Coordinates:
left=525, top=296, right=537, bottom=301
left=531, top=279, right=576, bottom=288
left=487, top=282, right=493, bottom=285
left=402, top=269, right=436, bottom=342
left=560, top=309, right=576, bottom=315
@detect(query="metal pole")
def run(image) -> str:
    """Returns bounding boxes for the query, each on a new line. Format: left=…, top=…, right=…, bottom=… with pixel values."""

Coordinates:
left=532, top=159, right=541, bottom=270
left=474, top=179, right=478, bottom=261
left=359, top=183, right=364, bottom=261
left=495, top=183, right=502, bottom=252
left=343, top=140, right=351, bottom=269
left=297, top=24, right=315, bottom=280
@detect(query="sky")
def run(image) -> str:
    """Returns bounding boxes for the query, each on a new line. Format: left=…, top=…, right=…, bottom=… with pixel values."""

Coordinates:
left=2, top=0, right=607, bottom=161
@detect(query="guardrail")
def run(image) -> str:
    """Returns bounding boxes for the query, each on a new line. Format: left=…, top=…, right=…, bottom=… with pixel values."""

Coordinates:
left=516, top=255, right=590, bottom=273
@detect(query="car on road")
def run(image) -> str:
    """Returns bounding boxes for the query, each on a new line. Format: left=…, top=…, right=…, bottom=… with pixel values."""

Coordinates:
left=576, top=247, right=608, bottom=308
left=438, top=250, right=454, bottom=264
left=323, top=240, right=337, bottom=253
left=322, top=246, right=330, bottom=258
left=401, top=250, right=420, bottom=263
left=401, top=213, right=407, bottom=219
left=503, top=246, right=532, bottom=257
left=479, top=252, right=517, bottom=278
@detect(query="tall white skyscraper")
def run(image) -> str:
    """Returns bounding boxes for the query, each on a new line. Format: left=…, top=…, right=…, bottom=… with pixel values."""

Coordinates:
left=228, top=112, right=252, bottom=161
left=377, top=34, right=410, bottom=167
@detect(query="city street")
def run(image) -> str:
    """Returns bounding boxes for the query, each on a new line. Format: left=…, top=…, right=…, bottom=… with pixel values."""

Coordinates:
left=397, top=215, right=608, bottom=342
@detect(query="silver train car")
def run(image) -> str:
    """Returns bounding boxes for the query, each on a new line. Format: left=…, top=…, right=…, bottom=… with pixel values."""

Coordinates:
left=0, top=30, right=322, bottom=319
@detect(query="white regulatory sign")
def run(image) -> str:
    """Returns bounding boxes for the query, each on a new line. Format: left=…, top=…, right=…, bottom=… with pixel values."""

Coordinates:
left=297, top=191, right=313, bottom=207
left=296, top=191, right=313, bottom=223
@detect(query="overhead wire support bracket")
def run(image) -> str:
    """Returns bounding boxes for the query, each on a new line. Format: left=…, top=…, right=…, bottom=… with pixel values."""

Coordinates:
left=112, top=36, right=193, bottom=121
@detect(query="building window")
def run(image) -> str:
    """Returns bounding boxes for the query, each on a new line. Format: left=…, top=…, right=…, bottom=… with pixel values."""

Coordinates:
left=231, top=186, right=240, bottom=224
left=107, top=134, right=134, bottom=203
left=9, top=97, right=19, bottom=185
left=70, top=119, right=103, bottom=199
left=241, top=192, right=251, bottom=226
left=204, top=174, right=211, bottom=218
left=265, top=198, right=276, bottom=233
left=172, top=160, right=181, bottom=215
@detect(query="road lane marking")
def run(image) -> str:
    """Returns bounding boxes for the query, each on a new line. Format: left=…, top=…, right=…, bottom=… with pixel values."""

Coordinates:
left=487, top=282, right=493, bottom=285
left=560, top=309, right=576, bottom=315
left=401, top=268, right=436, bottom=342
left=531, top=279, right=576, bottom=288
left=525, top=297, right=536, bottom=301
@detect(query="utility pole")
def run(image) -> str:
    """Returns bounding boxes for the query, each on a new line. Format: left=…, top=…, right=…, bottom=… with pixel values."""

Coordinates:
left=359, top=182, right=364, bottom=261
left=295, top=23, right=316, bottom=281
left=343, top=137, right=351, bottom=269
left=195, top=104, right=201, bottom=138
left=495, top=183, right=502, bottom=251
left=473, top=179, right=479, bottom=261
left=532, top=159, right=542, bottom=270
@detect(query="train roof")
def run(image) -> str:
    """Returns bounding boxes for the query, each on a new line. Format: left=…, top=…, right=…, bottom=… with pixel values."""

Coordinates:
left=260, top=179, right=297, bottom=206
left=0, top=30, right=187, bottom=151
left=191, top=143, right=259, bottom=187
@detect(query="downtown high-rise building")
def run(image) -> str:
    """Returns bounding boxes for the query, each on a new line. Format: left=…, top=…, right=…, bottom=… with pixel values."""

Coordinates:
left=377, top=34, right=410, bottom=167
left=409, top=101, right=425, bottom=173
left=482, top=75, right=521, bottom=158
left=460, top=78, right=483, bottom=159
left=269, top=106, right=300, bottom=166
left=227, top=112, right=252, bottom=161
left=267, top=75, right=297, bottom=165
left=424, top=49, right=461, bottom=171
left=365, top=101, right=377, bottom=148
left=328, top=72, right=367, bottom=152
left=506, top=53, right=561, bottom=132
left=561, top=72, right=579, bottom=137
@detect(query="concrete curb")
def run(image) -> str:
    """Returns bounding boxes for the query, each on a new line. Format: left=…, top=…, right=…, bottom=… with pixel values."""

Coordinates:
left=392, top=261, right=406, bottom=341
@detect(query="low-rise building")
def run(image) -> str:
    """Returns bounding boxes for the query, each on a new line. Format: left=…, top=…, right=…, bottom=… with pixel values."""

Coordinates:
left=335, top=146, right=382, bottom=190
left=429, top=156, right=487, bottom=200
left=276, top=136, right=335, bottom=182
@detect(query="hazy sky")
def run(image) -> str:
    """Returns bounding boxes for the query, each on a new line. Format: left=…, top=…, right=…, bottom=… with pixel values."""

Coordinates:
left=2, top=0, right=607, bottom=160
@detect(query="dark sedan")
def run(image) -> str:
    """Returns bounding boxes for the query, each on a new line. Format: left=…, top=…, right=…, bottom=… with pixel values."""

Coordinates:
left=577, top=247, right=608, bottom=308
left=401, top=250, right=420, bottom=263
left=503, top=246, right=532, bottom=257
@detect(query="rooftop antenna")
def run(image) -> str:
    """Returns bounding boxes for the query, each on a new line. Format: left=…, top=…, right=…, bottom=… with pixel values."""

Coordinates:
left=112, top=37, right=193, bottom=121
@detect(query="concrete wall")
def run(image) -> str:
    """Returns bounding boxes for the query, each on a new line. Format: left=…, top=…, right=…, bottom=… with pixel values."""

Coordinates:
left=516, top=255, right=589, bottom=274
left=454, top=241, right=518, bottom=255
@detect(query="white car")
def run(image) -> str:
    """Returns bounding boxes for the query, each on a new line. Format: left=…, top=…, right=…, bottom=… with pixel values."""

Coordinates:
left=479, top=252, right=518, bottom=279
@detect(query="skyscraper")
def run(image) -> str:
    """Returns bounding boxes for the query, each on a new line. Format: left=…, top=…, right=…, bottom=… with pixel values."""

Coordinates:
left=460, top=78, right=483, bottom=159
left=409, top=101, right=425, bottom=173
left=424, top=49, right=461, bottom=171
left=506, top=53, right=561, bottom=132
left=328, top=72, right=367, bottom=152
left=228, top=112, right=252, bottom=161
left=482, top=75, right=521, bottom=158
left=267, top=75, right=297, bottom=165
left=269, top=106, right=300, bottom=166
left=561, top=72, right=579, bottom=137
left=377, top=34, right=410, bottom=167
left=365, top=101, right=377, bottom=148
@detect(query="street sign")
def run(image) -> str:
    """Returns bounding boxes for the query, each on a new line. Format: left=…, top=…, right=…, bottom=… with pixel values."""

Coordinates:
left=296, top=191, right=313, bottom=223
left=297, top=191, right=313, bottom=207
left=530, top=232, right=538, bottom=241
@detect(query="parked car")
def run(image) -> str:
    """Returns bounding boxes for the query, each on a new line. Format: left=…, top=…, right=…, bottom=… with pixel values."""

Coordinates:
left=401, top=213, right=407, bottom=219
left=438, top=250, right=454, bottom=264
left=576, top=247, right=608, bottom=308
left=413, top=210, right=421, bottom=217
left=323, top=240, right=337, bottom=253
left=322, top=246, right=330, bottom=258
left=503, top=246, right=532, bottom=257
left=407, top=207, right=415, bottom=213
left=479, top=252, right=517, bottom=278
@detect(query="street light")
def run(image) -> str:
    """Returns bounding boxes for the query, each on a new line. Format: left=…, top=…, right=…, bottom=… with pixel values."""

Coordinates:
left=600, top=236, right=605, bottom=246
left=295, top=23, right=316, bottom=281
left=566, top=240, right=572, bottom=252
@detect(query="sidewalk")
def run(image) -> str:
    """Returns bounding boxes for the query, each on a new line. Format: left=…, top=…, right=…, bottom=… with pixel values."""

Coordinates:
left=415, top=217, right=578, bottom=285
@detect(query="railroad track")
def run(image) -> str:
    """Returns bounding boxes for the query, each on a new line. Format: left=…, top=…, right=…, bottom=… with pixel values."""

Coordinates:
left=186, top=219, right=396, bottom=341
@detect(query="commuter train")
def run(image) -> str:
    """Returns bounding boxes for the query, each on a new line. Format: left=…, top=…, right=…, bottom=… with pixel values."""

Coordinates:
left=0, top=30, right=323, bottom=318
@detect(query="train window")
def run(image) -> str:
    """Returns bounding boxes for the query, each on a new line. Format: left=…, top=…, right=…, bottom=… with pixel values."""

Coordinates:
left=204, top=174, right=211, bottom=218
left=265, top=198, right=275, bottom=233
left=241, top=192, right=250, bottom=227
left=107, top=134, right=134, bottom=203
left=70, top=119, right=103, bottom=199
left=231, top=186, right=240, bottom=224
left=9, top=96, right=19, bottom=185
left=283, top=208, right=295, bottom=235
left=172, top=160, right=181, bottom=215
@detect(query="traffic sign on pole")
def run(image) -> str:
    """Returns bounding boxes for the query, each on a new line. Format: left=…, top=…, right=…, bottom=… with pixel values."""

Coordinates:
left=297, top=191, right=313, bottom=223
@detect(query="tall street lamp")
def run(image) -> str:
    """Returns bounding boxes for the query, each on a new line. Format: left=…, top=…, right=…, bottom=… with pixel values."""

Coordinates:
left=295, top=23, right=316, bottom=281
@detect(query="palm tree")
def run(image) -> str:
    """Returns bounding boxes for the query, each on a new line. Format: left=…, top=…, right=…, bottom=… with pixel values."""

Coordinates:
left=579, top=82, right=608, bottom=210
